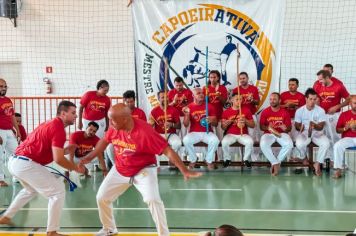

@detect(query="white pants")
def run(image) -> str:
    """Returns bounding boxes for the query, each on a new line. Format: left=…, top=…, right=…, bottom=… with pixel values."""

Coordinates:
left=295, top=132, right=330, bottom=163
left=96, top=166, right=169, bottom=236
left=83, top=117, right=106, bottom=139
left=4, top=157, right=65, bottom=232
left=0, top=129, right=18, bottom=181
left=334, top=137, right=356, bottom=169
left=324, top=113, right=341, bottom=160
left=221, top=134, right=253, bottom=161
left=260, top=133, right=293, bottom=165
left=157, top=133, right=182, bottom=165
left=183, top=132, right=219, bottom=163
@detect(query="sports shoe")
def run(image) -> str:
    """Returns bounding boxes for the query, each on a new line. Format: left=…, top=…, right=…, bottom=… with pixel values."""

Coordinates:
left=95, top=228, right=118, bottom=236
left=223, top=160, right=231, bottom=168
left=243, top=160, right=252, bottom=168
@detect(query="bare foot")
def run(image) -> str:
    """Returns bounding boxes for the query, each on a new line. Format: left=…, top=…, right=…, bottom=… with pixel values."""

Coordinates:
left=332, top=169, right=342, bottom=179
left=47, top=231, right=69, bottom=236
left=188, top=162, right=196, bottom=169
left=302, top=158, right=310, bottom=166
left=313, top=162, right=322, bottom=176
left=0, top=216, right=13, bottom=226
left=272, top=164, right=280, bottom=176
left=0, top=181, right=8, bottom=187
left=207, top=163, right=215, bottom=171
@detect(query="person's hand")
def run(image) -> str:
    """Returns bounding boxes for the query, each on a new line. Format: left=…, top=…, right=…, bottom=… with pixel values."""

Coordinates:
left=165, top=121, right=173, bottom=130
left=16, top=132, right=21, bottom=142
left=74, top=163, right=85, bottom=174
left=102, top=169, right=108, bottom=177
left=237, top=117, right=246, bottom=128
left=79, top=157, right=91, bottom=165
left=223, top=119, right=233, bottom=127
left=351, top=123, right=356, bottom=131
left=182, top=169, right=203, bottom=181
left=309, top=121, right=316, bottom=130
left=279, top=124, right=287, bottom=131
left=182, top=107, right=190, bottom=115
left=327, top=105, right=339, bottom=115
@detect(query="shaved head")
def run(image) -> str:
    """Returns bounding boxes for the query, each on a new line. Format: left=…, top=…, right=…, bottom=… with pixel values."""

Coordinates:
left=0, top=78, right=7, bottom=97
left=351, top=95, right=356, bottom=112
left=108, top=103, right=133, bottom=131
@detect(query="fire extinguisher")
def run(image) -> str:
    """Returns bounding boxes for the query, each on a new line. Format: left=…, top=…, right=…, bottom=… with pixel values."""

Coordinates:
left=43, top=77, right=52, bottom=94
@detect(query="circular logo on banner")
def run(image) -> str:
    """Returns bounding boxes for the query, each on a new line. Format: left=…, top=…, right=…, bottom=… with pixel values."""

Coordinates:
left=139, top=4, right=276, bottom=112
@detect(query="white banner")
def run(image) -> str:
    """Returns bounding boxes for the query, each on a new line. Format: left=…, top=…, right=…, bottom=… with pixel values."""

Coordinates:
left=132, top=0, right=285, bottom=115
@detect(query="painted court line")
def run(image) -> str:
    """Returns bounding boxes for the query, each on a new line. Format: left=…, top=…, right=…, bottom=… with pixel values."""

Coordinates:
left=171, top=188, right=242, bottom=191
left=1, top=207, right=356, bottom=214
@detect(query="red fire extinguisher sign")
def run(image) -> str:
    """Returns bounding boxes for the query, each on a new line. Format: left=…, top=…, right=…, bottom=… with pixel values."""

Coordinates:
left=46, top=66, right=53, bottom=74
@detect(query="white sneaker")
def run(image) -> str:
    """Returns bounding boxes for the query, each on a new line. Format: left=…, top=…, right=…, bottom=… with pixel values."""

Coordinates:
left=95, top=228, right=118, bottom=236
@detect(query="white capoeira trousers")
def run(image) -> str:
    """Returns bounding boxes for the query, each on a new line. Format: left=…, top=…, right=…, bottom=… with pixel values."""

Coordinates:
left=183, top=132, right=219, bottom=163
left=0, top=129, right=18, bottom=181
left=4, top=156, right=65, bottom=232
left=96, top=166, right=169, bottom=236
left=324, top=113, right=341, bottom=160
left=295, top=132, right=330, bottom=163
left=221, top=134, right=253, bottom=161
left=333, top=137, right=356, bottom=169
left=260, top=133, right=293, bottom=165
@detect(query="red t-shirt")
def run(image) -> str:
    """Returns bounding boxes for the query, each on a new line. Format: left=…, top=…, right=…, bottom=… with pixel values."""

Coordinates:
left=221, top=107, right=253, bottom=135
left=105, top=118, right=168, bottom=177
left=232, top=85, right=260, bottom=115
left=15, top=117, right=66, bottom=165
left=12, top=124, right=27, bottom=141
left=336, top=110, right=356, bottom=138
left=70, top=131, right=100, bottom=158
left=313, top=80, right=349, bottom=113
left=131, top=107, right=147, bottom=121
left=187, top=102, right=217, bottom=133
left=0, top=96, right=14, bottom=130
left=313, top=76, right=343, bottom=92
left=168, top=88, right=194, bottom=116
left=203, top=85, right=228, bottom=119
left=280, top=91, right=306, bottom=119
left=80, top=91, right=111, bottom=120
left=260, top=107, right=292, bottom=134
left=150, top=106, right=180, bottom=134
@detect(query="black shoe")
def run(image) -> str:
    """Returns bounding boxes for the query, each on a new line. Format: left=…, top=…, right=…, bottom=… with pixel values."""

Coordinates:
left=223, top=160, right=231, bottom=168
left=244, top=160, right=252, bottom=168
left=325, top=159, right=330, bottom=173
left=294, top=168, right=303, bottom=174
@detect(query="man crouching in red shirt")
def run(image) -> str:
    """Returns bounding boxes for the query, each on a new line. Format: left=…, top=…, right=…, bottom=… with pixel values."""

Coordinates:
left=81, top=103, right=202, bottom=236
left=0, top=101, right=85, bottom=236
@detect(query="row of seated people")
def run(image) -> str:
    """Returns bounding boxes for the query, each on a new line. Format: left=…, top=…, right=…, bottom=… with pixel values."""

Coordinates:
left=72, top=64, right=354, bottom=179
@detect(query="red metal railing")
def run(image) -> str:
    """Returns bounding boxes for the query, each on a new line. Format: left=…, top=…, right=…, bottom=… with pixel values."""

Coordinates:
left=10, top=96, right=123, bottom=138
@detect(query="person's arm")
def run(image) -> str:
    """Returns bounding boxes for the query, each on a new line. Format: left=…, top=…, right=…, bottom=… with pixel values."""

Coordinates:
left=295, top=122, right=303, bottom=132
left=52, top=147, right=84, bottom=173
left=182, top=107, right=190, bottom=127
left=310, top=121, right=325, bottom=131
left=97, top=152, right=108, bottom=176
left=221, top=118, right=233, bottom=130
left=64, top=144, right=77, bottom=163
left=208, top=116, right=218, bottom=127
left=328, top=96, right=351, bottom=114
left=336, top=122, right=351, bottom=134
left=12, top=115, right=21, bottom=141
left=78, top=105, right=84, bottom=130
left=245, top=118, right=255, bottom=128
left=80, top=139, right=109, bottom=164
left=162, top=146, right=202, bottom=180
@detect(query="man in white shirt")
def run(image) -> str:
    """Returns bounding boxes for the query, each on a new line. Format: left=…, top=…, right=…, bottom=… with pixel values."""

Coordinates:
left=294, top=88, right=330, bottom=176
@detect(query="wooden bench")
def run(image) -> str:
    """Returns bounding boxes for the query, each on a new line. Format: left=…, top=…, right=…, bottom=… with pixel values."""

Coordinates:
left=160, top=141, right=318, bottom=171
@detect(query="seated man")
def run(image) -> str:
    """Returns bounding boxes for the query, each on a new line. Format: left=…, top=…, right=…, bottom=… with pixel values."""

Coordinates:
left=182, top=88, right=220, bottom=170
left=260, top=92, right=293, bottom=176
left=149, top=91, right=182, bottom=164
left=294, top=88, right=330, bottom=176
left=221, top=93, right=255, bottom=168
left=68, top=121, right=107, bottom=177
left=333, top=95, right=356, bottom=179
